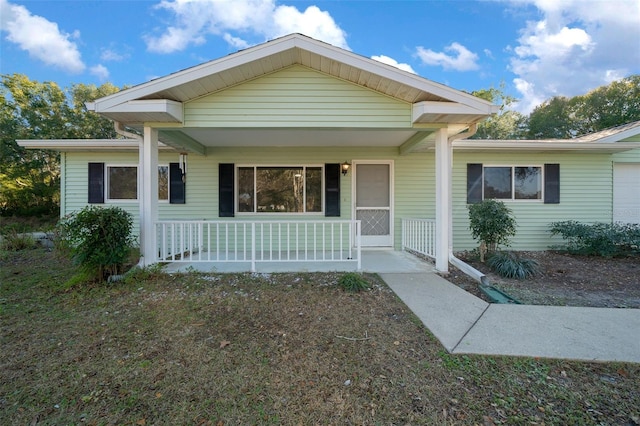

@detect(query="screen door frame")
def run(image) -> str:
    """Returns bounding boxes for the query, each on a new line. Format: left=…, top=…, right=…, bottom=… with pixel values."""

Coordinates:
left=352, top=160, right=394, bottom=247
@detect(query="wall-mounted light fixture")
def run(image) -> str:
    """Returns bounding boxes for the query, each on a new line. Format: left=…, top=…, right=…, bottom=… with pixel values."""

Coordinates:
left=179, top=153, right=188, bottom=183
left=341, top=161, right=351, bottom=176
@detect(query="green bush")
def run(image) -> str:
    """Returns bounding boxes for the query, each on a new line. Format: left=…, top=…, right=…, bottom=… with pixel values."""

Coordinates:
left=338, top=272, right=370, bottom=293
left=487, top=251, right=540, bottom=279
left=468, top=200, right=517, bottom=256
left=549, top=221, right=640, bottom=257
left=0, top=230, right=36, bottom=251
left=56, top=206, right=135, bottom=281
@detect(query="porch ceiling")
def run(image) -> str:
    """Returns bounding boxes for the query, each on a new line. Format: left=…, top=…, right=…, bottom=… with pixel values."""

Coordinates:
left=154, top=127, right=457, bottom=154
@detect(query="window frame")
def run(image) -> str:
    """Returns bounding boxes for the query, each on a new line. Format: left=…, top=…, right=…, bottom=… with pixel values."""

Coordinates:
left=482, top=164, right=544, bottom=202
left=105, top=164, right=139, bottom=203
left=157, top=164, right=170, bottom=203
left=104, top=164, right=170, bottom=203
left=235, top=164, right=325, bottom=215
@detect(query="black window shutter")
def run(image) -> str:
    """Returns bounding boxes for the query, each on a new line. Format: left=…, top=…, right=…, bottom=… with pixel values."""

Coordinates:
left=88, top=162, right=104, bottom=203
left=544, top=163, right=560, bottom=204
left=169, top=163, right=186, bottom=204
left=219, top=163, right=234, bottom=217
left=325, top=163, right=340, bottom=217
left=467, top=163, right=483, bottom=204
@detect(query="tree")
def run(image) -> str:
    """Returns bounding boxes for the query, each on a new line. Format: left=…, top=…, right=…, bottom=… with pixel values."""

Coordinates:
left=526, top=96, right=575, bottom=139
left=571, top=75, right=640, bottom=134
left=471, top=84, right=526, bottom=140
left=0, top=74, right=119, bottom=216
left=525, top=75, right=640, bottom=139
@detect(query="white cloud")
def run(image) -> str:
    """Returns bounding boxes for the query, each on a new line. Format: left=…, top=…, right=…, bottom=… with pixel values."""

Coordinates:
left=90, top=64, right=110, bottom=81
left=508, top=0, right=640, bottom=113
left=0, top=0, right=85, bottom=73
left=371, top=55, right=416, bottom=74
left=100, top=48, right=128, bottom=62
left=223, top=33, right=250, bottom=50
left=415, top=42, right=479, bottom=71
left=145, top=0, right=348, bottom=53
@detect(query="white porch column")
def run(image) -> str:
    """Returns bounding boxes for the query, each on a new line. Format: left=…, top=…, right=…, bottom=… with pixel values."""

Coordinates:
left=140, top=126, right=159, bottom=266
left=434, top=127, right=451, bottom=272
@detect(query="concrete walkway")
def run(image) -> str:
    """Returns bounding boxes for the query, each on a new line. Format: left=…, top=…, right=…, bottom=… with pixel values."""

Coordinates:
left=381, top=272, right=640, bottom=363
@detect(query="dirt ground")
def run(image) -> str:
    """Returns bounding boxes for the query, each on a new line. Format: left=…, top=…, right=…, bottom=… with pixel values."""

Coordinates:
left=445, top=251, right=640, bottom=308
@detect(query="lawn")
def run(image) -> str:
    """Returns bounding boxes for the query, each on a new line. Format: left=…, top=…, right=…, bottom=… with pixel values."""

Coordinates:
left=1, top=248, right=639, bottom=425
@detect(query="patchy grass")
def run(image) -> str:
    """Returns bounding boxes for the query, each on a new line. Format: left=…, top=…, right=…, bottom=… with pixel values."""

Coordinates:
left=2, top=249, right=639, bottom=425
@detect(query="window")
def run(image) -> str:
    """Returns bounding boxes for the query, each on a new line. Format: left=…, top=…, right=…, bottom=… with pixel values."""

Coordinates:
left=158, top=165, right=169, bottom=201
left=107, top=166, right=137, bottom=200
left=483, top=166, right=542, bottom=201
left=105, top=165, right=169, bottom=201
left=237, top=166, right=323, bottom=213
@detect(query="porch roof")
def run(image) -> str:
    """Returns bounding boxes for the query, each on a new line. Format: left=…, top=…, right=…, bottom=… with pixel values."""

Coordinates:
left=83, top=34, right=498, bottom=153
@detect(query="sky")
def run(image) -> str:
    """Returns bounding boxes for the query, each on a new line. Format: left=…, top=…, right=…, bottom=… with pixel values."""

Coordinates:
left=0, top=0, right=639, bottom=114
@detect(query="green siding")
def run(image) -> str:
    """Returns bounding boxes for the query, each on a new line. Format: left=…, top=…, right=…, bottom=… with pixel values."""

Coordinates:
left=63, top=148, right=436, bottom=250
left=63, top=147, right=631, bottom=253
left=612, top=147, right=640, bottom=163
left=452, top=152, right=615, bottom=251
left=184, top=65, right=412, bottom=128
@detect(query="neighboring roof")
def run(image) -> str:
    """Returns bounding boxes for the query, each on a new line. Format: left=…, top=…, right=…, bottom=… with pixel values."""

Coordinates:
left=453, top=120, right=640, bottom=152
left=87, top=33, right=498, bottom=125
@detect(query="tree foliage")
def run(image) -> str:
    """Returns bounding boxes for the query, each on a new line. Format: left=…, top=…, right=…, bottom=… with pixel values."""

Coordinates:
left=471, top=75, right=639, bottom=140
left=0, top=74, right=119, bottom=216
left=471, top=84, right=527, bottom=140
left=526, top=75, right=640, bottom=139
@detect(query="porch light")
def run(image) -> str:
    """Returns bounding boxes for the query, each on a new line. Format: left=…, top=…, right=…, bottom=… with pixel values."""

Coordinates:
left=341, top=162, right=351, bottom=175
left=179, top=153, right=187, bottom=183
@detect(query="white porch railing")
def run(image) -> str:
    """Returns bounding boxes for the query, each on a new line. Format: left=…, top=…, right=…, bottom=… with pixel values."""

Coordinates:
left=155, top=220, right=361, bottom=271
left=401, top=218, right=436, bottom=259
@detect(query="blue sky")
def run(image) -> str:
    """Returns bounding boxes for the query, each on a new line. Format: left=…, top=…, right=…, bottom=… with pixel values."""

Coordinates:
left=1, top=0, right=638, bottom=113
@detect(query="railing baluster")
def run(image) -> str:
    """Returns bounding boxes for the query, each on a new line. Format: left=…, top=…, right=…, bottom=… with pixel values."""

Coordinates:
left=155, top=219, right=368, bottom=266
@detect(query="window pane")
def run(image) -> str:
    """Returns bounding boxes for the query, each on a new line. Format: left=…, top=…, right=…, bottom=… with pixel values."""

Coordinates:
left=514, top=167, right=542, bottom=199
left=305, top=167, right=322, bottom=212
left=256, top=167, right=304, bottom=212
left=109, top=166, right=137, bottom=200
left=158, top=166, right=169, bottom=200
left=238, top=167, right=254, bottom=212
left=484, top=167, right=511, bottom=199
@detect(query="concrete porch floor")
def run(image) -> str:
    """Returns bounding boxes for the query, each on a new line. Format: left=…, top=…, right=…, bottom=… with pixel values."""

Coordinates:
left=162, top=249, right=436, bottom=274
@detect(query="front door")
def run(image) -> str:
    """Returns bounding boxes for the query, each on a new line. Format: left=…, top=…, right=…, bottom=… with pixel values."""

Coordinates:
left=354, top=162, right=393, bottom=246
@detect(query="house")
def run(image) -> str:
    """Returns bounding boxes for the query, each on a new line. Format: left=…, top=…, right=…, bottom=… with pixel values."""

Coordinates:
left=18, top=34, right=640, bottom=273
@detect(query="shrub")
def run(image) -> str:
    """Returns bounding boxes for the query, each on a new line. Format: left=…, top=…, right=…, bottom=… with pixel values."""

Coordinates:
left=56, top=206, right=135, bottom=281
left=487, top=251, right=540, bottom=279
left=338, top=272, right=370, bottom=293
left=549, top=221, right=640, bottom=257
left=0, top=229, right=36, bottom=251
left=468, top=200, right=517, bottom=259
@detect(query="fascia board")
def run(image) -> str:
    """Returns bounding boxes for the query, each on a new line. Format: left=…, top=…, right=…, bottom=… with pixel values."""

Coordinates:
left=17, top=139, right=172, bottom=151
left=412, top=101, right=498, bottom=123
left=588, top=126, right=640, bottom=144
left=96, top=99, right=183, bottom=122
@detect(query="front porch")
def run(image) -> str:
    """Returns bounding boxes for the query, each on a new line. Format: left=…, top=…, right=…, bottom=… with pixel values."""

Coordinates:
left=163, top=248, right=436, bottom=274
left=157, top=218, right=436, bottom=273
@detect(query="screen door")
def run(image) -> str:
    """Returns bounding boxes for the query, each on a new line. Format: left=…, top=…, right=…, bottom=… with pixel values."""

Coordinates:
left=355, top=163, right=392, bottom=246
